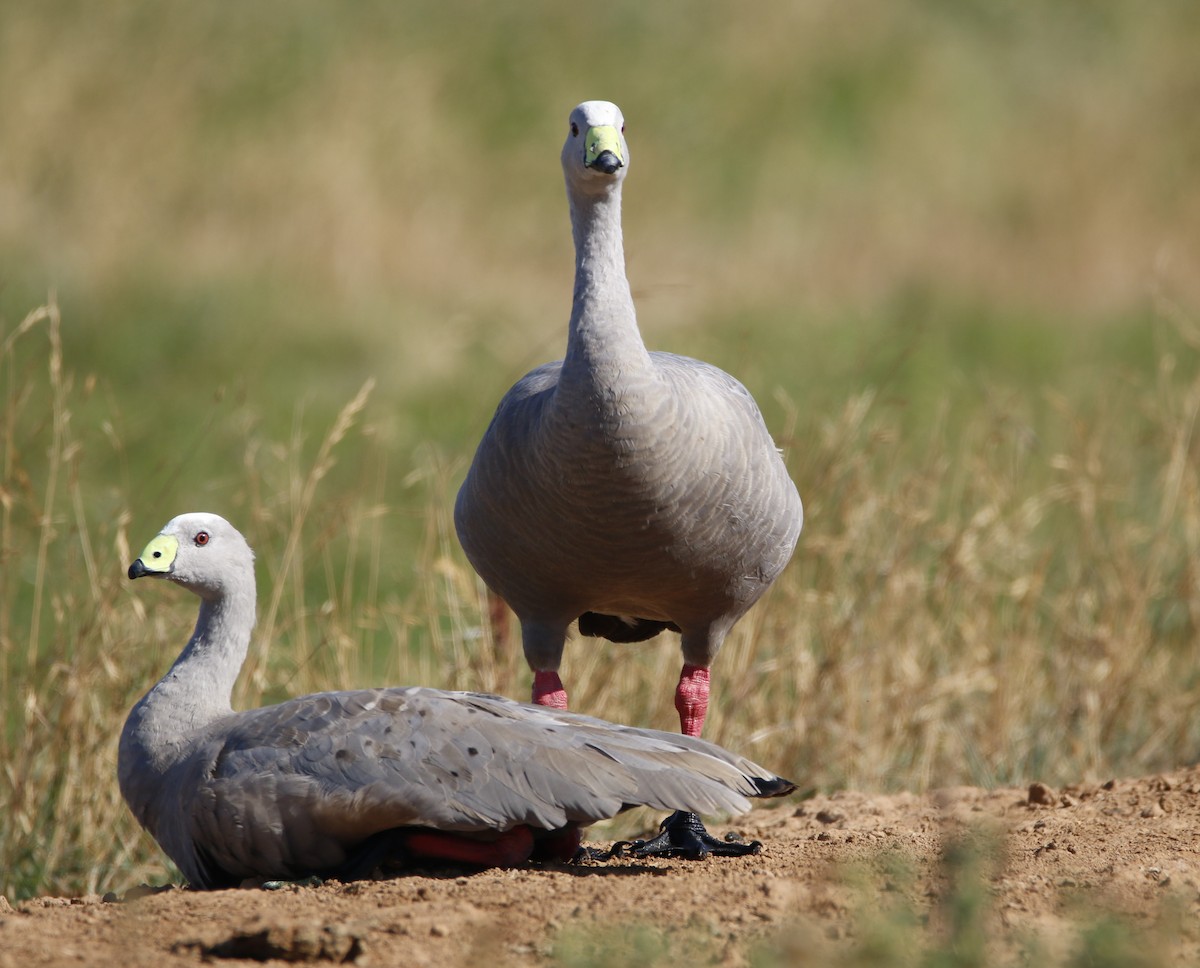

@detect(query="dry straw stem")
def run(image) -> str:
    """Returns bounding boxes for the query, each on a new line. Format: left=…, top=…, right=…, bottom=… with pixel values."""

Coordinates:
left=1, top=300, right=143, bottom=897
left=243, top=377, right=375, bottom=696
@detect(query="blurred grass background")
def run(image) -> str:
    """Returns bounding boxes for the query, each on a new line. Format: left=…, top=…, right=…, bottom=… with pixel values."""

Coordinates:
left=3, top=0, right=1200, bottom=908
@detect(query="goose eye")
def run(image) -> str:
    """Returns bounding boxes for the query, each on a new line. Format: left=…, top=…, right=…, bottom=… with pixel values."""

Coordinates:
left=194, top=531, right=210, bottom=547
left=621, top=124, right=625, bottom=133
left=570, top=122, right=579, bottom=136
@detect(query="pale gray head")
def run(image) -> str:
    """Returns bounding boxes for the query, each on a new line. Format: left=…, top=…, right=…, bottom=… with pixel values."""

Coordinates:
left=127, top=512, right=255, bottom=601
left=561, top=100, right=629, bottom=196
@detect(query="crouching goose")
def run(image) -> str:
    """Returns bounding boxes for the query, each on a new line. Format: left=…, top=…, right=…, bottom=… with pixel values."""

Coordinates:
left=455, top=101, right=802, bottom=857
left=119, top=512, right=795, bottom=889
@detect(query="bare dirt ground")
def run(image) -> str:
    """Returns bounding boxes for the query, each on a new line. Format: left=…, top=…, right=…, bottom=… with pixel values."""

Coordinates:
left=4, top=768, right=1199, bottom=967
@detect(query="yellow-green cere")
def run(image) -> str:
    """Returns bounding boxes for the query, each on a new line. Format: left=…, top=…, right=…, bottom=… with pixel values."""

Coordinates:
left=585, top=126, right=623, bottom=167
left=136, top=534, right=179, bottom=574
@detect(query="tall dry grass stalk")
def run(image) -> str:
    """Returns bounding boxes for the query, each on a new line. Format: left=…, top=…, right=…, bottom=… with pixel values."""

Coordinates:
left=3, top=300, right=1200, bottom=900
left=1, top=299, right=146, bottom=896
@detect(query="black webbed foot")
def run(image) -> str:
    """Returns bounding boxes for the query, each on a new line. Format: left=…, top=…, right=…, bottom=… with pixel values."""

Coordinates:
left=608, top=810, right=763, bottom=860
left=568, top=844, right=623, bottom=864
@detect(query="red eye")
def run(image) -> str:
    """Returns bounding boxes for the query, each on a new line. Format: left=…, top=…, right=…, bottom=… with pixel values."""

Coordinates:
left=571, top=122, right=579, bottom=136
left=195, top=531, right=210, bottom=547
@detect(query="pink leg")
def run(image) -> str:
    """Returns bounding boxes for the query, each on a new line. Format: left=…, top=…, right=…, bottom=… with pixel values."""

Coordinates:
left=531, top=825, right=583, bottom=863
left=617, top=664, right=762, bottom=860
left=674, top=664, right=710, bottom=737
left=404, top=826, right=535, bottom=868
left=533, top=669, right=568, bottom=709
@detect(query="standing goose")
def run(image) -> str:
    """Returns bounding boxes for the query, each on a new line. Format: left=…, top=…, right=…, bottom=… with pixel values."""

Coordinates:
left=120, top=513, right=794, bottom=889
left=455, top=101, right=803, bottom=857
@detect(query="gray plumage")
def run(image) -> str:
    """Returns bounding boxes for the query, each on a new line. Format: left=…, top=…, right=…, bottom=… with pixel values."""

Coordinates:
left=455, top=100, right=802, bottom=708
left=119, top=513, right=794, bottom=889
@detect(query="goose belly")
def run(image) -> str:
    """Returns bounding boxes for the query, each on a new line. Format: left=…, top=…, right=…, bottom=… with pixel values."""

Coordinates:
left=457, top=432, right=799, bottom=625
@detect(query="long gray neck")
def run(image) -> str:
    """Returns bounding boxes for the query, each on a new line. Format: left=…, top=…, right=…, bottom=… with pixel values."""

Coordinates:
left=561, top=185, right=653, bottom=390
left=120, top=583, right=255, bottom=783
left=154, top=589, right=255, bottom=724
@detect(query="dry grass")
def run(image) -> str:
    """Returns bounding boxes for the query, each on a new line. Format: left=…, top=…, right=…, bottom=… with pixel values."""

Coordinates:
left=3, top=296, right=1200, bottom=900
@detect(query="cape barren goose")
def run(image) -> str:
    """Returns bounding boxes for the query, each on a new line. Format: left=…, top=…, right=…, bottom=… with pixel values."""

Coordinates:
left=455, top=101, right=803, bottom=857
left=120, top=513, right=794, bottom=889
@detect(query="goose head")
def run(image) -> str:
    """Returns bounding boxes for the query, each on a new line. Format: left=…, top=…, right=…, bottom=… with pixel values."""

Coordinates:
left=128, top=512, right=255, bottom=602
left=562, top=100, right=629, bottom=196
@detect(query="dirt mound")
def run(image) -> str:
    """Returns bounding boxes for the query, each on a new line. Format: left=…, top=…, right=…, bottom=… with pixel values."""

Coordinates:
left=3, top=769, right=1198, bottom=966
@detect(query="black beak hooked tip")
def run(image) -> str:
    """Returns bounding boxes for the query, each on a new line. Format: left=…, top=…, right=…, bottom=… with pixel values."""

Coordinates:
left=128, top=559, right=150, bottom=580
left=589, top=149, right=623, bottom=175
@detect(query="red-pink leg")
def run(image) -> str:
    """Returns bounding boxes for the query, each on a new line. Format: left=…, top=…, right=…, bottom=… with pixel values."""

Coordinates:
left=531, top=825, right=583, bottom=863
left=674, top=664, right=710, bottom=737
left=404, top=826, right=535, bottom=868
left=533, top=669, right=568, bottom=709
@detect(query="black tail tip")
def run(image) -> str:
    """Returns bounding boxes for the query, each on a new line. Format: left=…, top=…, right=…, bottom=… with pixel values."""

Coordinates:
left=754, top=775, right=798, bottom=799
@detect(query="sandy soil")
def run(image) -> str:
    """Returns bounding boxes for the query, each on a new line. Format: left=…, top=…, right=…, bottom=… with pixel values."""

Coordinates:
left=3, top=768, right=1199, bottom=967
